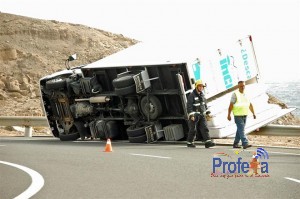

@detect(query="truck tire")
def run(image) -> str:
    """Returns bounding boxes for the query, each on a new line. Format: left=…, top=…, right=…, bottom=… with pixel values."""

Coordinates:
left=126, top=125, right=146, bottom=137
left=115, top=84, right=136, bottom=96
left=112, top=74, right=135, bottom=88
left=59, top=121, right=85, bottom=141
left=59, top=131, right=80, bottom=141
left=46, top=78, right=66, bottom=90
left=105, top=121, right=120, bottom=139
left=94, top=120, right=107, bottom=140
left=128, top=134, right=147, bottom=143
left=140, top=95, right=162, bottom=120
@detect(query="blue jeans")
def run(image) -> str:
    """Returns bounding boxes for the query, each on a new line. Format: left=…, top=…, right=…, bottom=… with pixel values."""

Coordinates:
left=234, top=116, right=249, bottom=146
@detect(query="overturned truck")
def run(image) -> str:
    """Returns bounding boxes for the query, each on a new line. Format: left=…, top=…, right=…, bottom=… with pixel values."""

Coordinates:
left=39, top=35, right=294, bottom=142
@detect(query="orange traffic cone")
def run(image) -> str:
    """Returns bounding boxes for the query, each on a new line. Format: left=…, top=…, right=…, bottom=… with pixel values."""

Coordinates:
left=104, top=138, right=113, bottom=152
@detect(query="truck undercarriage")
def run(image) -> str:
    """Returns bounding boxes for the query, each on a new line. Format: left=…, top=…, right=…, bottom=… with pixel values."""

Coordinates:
left=40, top=63, right=191, bottom=142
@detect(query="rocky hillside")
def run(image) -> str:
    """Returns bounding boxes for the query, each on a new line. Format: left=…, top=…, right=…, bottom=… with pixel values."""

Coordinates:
left=0, top=12, right=299, bottom=125
left=0, top=12, right=137, bottom=116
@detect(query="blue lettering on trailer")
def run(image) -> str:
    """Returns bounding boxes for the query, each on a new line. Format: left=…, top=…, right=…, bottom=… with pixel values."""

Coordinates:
left=241, top=49, right=251, bottom=79
left=192, top=62, right=201, bottom=80
left=220, top=56, right=233, bottom=89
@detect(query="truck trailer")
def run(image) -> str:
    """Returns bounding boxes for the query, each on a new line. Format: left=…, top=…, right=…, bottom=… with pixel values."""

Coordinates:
left=39, top=35, right=294, bottom=142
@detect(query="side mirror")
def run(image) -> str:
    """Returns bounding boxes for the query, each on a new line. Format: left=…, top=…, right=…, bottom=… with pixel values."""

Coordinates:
left=68, top=54, right=77, bottom=62
left=65, top=54, right=77, bottom=69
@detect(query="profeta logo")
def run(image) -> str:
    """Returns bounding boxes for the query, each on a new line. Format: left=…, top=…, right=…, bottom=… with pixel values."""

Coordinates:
left=211, top=147, right=270, bottom=178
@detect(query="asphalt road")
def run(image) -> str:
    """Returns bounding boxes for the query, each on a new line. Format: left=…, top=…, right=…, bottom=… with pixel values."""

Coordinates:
left=0, top=137, right=299, bottom=199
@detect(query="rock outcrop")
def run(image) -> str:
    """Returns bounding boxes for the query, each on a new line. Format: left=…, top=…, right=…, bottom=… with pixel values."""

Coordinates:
left=0, top=12, right=138, bottom=116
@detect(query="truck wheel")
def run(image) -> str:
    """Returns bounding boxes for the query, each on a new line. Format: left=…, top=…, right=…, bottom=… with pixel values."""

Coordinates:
left=126, top=125, right=146, bottom=137
left=112, top=74, right=135, bottom=88
left=46, top=78, right=66, bottom=90
left=128, top=134, right=147, bottom=143
left=115, top=84, right=136, bottom=96
left=140, top=96, right=162, bottom=120
left=105, top=121, right=120, bottom=139
left=59, top=131, right=80, bottom=141
left=94, top=120, right=107, bottom=140
left=59, top=122, right=85, bottom=141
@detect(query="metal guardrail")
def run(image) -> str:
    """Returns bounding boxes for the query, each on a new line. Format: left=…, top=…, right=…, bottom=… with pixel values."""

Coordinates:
left=0, top=116, right=49, bottom=126
left=0, top=116, right=299, bottom=137
left=0, top=116, right=49, bottom=137
left=251, top=124, right=300, bottom=137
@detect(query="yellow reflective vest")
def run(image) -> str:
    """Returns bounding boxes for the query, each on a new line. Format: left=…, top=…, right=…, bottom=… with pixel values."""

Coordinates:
left=232, top=91, right=250, bottom=116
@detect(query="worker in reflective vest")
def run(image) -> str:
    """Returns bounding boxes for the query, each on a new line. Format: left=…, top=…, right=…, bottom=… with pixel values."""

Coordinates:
left=227, top=80, right=256, bottom=149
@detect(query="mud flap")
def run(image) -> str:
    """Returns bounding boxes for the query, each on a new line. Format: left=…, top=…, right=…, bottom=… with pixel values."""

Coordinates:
left=145, top=125, right=158, bottom=143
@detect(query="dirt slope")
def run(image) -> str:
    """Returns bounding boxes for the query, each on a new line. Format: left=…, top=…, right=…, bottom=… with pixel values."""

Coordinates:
left=0, top=12, right=137, bottom=116
left=0, top=12, right=299, bottom=142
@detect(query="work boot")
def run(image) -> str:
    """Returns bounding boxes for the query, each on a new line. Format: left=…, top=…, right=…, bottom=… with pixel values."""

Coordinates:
left=205, top=140, right=216, bottom=148
left=187, top=143, right=196, bottom=148
left=243, top=144, right=252, bottom=149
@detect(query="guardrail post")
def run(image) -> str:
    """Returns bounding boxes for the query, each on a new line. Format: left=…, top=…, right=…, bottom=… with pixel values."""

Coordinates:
left=24, top=126, right=33, bottom=137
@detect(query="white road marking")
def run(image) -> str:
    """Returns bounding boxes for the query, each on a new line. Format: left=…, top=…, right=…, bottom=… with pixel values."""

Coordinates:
left=0, top=160, right=44, bottom=199
left=284, top=177, right=300, bottom=183
left=0, top=145, right=6, bottom=147
left=130, top=153, right=171, bottom=159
